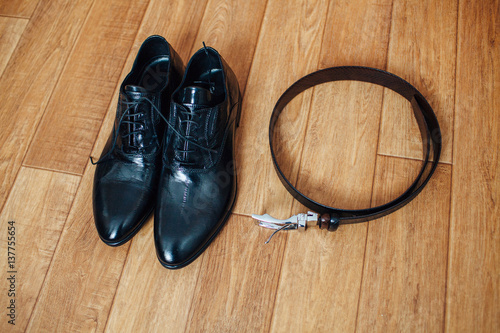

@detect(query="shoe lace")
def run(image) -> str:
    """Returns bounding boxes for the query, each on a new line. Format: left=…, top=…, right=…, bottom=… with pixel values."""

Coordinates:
left=90, top=97, right=216, bottom=165
left=173, top=104, right=211, bottom=164
left=173, top=42, right=217, bottom=165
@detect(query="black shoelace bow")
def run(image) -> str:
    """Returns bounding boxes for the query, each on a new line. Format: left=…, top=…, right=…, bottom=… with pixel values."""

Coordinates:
left=90, top=96, right=216, bottom=165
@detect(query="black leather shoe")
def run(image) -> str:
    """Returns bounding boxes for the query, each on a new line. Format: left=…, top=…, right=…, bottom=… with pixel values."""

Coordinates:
left=92, top=36, right=184, bottom=246
left=155, top=46, right=241, bottom=268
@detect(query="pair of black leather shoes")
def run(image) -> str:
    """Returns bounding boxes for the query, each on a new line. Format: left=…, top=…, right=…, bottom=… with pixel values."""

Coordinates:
left=92, top=35, right=241, bottom=269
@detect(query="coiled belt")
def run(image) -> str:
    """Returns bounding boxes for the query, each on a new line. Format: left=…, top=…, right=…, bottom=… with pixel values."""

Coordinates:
left=252, top=66, right=442, bottom=243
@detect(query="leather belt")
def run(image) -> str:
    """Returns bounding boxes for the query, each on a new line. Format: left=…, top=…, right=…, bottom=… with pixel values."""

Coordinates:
left=251, top=66, right=442, bottom=243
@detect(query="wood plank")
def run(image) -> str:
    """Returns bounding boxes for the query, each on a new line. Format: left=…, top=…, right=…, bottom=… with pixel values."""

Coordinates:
left=0, top=17, right=27, bottom=77
left=103, top=221, right=200, bottom=332
left=190, top=0, right=267, bottom=92
left=378, top=0, right=457, bottom=163
left=107, top=1, right=269, bottom=331
left=446, top=0, right=500, bottom=331
left=0, top=167, right=80, bottom=332
left=269, top=0, right=393, bottom=331
left=0, top=0, right=94, bottom=212
left=27, top=1, right=208, bottom=331
left=357, top=157, right=451, bottom=332
left=186, top=215, right=286, bottom=332
left=26, top=162, right=131, bottom=332
left=24, top=0, right=150, bottom=174
left=0, top=0, right=40, bottom=18
left=318, top=0, right=393, bottom=68
left=233, top=0, right=328, bottom=217
left=354, top=1, right=456, bottom=330
left=271, top=224, right=369, bottom=333
left=286, top=80, right=385, bottom=212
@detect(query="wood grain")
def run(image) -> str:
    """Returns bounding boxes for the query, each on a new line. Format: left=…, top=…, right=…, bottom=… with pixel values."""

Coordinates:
left=271, top=224, right=369, bottom=333
left=26, top=162, right=131, bottom=332
left=287, top=81, right=384, bottom=212
left=191, top=0, right=268, bottom=92
left=234, top=0, right=329, bottom=217
left=378, top=0, right=457, bottom=163
left=270, top=1, right=393, bottom=331
left=0, top=16, right=27, bottom=77
left=104, top=222, right=201, bottom=333
left=0, top=0, right=94, bottom=210
left=0, top=167, right=80, bottom=332
left=357, top=157, right=451, bottom=332
left=0, top=0, right=39, bottom=18
left=446, top=0, right=500, bottom=331
left=318, top=0, right=393, bottom=68
left=186, top=214, right=286, bottom=333
left=23, top=0, right=150, bottom=174
left=0, top=0, right=496, bottom=331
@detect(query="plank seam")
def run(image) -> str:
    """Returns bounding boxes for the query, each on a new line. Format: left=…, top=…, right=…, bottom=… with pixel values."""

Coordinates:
left=0, top=11, right=34, bottom=214
left=102, top=234, right=135, bottom=332
left=21, top=164, right=83, bottom=176
left=185, top=0, right=211, bottom=59
left=21, top=0, right=97, bottom=174
left=0, top=17, right=29, bottom=80
left=266, top=0, right=332, bottom=330
left=0, top=0, right=43, bottom=84
left=0, top=13, right=31, bottom=19
left=377, top=152, right=452, bottom=165
left=23, top=0, right=99, bottom=327
left=182, top=249, right=206, bottom=333
left=354, top=0, right=395, bottom=331
left=240, top=0, right=269, bottom=96
left=27, top=0, right=42, bottom=19
left=24, top=168, right=85, bottom=330
left=354, top=83, right=388, bottom=333
left=0, top=166, right=24, bottom=236
left=443, top=0, right=461, bottom=331
left=232, top=211, right=253, bottom=218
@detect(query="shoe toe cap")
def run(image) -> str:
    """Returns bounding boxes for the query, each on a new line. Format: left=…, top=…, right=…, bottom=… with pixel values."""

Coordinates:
left=155, top=238, right=194, bottom=268
left=154, top=209, right=217, bottom=269
left=93, top=182, right=153, bottom=246
left=154, top=168, right=235, bottom=268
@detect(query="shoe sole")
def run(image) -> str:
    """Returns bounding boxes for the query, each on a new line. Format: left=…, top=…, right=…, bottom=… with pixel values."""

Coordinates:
left=157, top=89, right=242, bottom=269
left=99, top=206, right=154, bottom=247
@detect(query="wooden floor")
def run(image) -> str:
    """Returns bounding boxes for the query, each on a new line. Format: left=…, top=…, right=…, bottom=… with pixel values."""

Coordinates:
left=0, top=0, right=498, bottom=331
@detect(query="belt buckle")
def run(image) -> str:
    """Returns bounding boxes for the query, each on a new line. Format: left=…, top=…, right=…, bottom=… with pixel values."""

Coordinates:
left=251, top=211, right=318, bottom=243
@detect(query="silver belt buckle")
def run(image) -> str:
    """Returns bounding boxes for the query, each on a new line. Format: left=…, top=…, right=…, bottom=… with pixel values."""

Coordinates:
left=251, top=211, right=318, bottom=243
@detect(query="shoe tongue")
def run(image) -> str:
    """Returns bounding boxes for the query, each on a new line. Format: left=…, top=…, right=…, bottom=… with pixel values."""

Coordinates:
left=124, top=85, right=148, bottom=100
left=179, top=86, right=212, bottom=110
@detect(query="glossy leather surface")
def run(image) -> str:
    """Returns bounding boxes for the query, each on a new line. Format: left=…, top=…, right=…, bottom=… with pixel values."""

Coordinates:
left=93, top=36, right=184, bottom=246
left=155, top=47, right=241, bottom=268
